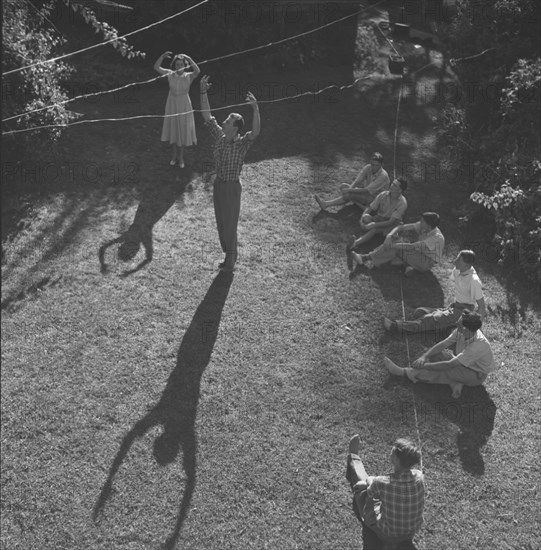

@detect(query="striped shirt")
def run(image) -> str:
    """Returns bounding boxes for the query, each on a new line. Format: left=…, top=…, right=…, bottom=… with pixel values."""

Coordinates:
left=205, top=116, right=253, bottom=182
left=367, top=469, right=425, bottom=537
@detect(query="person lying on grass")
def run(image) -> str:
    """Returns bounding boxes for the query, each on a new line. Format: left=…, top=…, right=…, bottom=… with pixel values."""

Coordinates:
left=349, top=211, right=445, bottom=277
left=384, top=310, right=496, bottom=398
left=314, top=152, right=390, bottom=211
left=383, top=249, right=487, bottom=335
left=347, top=177, right=408, bottom=251
left=346, top=435, right=425, bottom=548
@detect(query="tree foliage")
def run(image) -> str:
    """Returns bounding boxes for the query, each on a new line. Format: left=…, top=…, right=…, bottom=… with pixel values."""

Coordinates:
left=2, top=0, right=143, bottom=142
left=436, top=0, right=541, bottom=283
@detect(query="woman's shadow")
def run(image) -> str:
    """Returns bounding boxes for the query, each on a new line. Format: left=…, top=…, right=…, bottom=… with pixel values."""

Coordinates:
left=99, top=170, right=193, bottom=276
left=93, top=270, right=233, bottom=548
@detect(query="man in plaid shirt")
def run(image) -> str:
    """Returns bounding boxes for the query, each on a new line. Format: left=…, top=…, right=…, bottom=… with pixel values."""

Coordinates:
left=346, top=435, right=425, bottom=547
left=200, top=75, right=260, bottom=271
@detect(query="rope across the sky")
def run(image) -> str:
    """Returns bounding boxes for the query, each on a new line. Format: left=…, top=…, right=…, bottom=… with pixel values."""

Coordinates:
left=2, top=75, right=377, bottom=135
left=2, top=0, right=210, bottom=76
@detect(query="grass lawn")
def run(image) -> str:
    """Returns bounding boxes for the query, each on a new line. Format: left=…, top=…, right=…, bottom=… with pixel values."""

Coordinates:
left=2, top=17, right=541, bottom=550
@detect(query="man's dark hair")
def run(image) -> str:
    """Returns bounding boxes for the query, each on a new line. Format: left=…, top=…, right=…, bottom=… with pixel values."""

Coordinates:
left=232, top=114, right=244, bottom=134
left=459, top=249, right=476, bottom=266
left=371, top=152, right=384, bottom=163
left=393, top=438, right=421, bottom=468
left=461, top=310, right=482, bottom=332
left=397, top=176, right=408, bottom=191
left=421, top=212, right=440, bottom=228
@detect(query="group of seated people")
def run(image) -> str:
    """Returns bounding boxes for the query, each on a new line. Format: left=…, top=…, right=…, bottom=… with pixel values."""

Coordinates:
left=316, top=152, right=497, bottom=548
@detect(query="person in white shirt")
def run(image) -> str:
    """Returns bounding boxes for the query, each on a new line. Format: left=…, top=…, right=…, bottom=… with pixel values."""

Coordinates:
left=347, top=177, right=408, bottom=250
left=383, top=250, right=487, bottom=334
left=350, top=212, right=445, bottom=276
left=383, top=311, right=496, bottom=398
left=315, top=152, right=390, bottom=210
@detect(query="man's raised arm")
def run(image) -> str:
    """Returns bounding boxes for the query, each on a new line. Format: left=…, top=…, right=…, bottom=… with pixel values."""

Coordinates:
left=200, top=75, right=212, bottom=122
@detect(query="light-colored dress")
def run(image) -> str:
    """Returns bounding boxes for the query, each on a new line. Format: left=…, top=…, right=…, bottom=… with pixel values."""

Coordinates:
left=161, top=72, right=196, bottom=146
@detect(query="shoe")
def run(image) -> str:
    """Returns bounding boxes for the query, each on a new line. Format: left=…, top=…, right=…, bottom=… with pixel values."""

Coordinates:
left=383, top=357, right=405, bottom=376
left=179, top=160, right=185, bottom=168
left=314, top=194, right=326, bottom=210
left=383, top=317, right=395, bottom=331
left=170, top=159, right=177, bottom=166
left=404, top=266, right=416, bottom=277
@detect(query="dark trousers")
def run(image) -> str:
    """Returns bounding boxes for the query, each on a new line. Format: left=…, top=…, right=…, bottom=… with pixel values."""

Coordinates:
left=213, top=179, right=241, bottom=263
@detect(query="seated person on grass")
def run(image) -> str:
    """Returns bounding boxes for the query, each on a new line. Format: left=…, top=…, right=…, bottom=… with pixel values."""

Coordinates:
left=384, top=311, right=496, bottom=399
left=346, top=435, right=425, bottom=549
left=383, top=249, right=487, bottom=334
left=347, top=177, right=408, bottom=250
left=350, top=212, right=445, bottom=277
left=315, top=152, right=390, bottom=210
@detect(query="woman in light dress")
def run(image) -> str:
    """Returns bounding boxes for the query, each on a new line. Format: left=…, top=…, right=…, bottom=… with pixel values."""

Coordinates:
left=154, top=51, right=200, bottom=168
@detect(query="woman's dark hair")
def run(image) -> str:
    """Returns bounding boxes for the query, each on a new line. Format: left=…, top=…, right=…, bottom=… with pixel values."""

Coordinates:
left=393, top=438, right=421, bottom=468
left=170, top=54, right=188, bottom=70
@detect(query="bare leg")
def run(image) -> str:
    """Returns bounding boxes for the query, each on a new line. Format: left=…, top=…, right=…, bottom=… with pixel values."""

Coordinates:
left=170, top=144, right=177, bottom=165
left=316, top=194, right=348, bottom=209
left=352, top=229, right=377, bottom=247
left=346, top=435, right=369, bottom=487
left=178, top=145, right=185, bottom=168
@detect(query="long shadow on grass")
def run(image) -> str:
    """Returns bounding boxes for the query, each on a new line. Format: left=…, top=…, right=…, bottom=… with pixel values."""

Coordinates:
left=410, top=383, right=496, bottom=476
left=98, top=170, right=193, bottom=276
left=93, top=270, right=233, bottom=548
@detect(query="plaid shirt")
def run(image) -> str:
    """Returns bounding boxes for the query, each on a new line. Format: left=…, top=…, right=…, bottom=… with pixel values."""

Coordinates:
left=205, top=116, right=254, bottom=182
left=367, top=469, right=425, bottom=537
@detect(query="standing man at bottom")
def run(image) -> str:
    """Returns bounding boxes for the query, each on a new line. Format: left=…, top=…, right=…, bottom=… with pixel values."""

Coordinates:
left=200, top=75, right=260, bottom=271
left=346, top=435, right=425, bottom=549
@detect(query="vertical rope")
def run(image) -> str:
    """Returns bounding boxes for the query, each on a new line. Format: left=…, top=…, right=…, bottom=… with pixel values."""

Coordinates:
left=393, top=79, right=423, bottom=468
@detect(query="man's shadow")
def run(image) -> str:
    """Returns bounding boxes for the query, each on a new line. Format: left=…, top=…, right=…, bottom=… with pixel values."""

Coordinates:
left=413, top=383, right=496, bottom=475
left=99, top=171, right=193, bottom=276
left=93, top=270, right=234, bottom=549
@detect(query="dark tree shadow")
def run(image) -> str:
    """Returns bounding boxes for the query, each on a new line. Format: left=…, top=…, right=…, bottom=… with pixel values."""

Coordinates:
left=98, top=169, right=193, bottom=275
left=93, top=270, right=234, bottom=548
left=413, top=383, right=496, bottom=476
